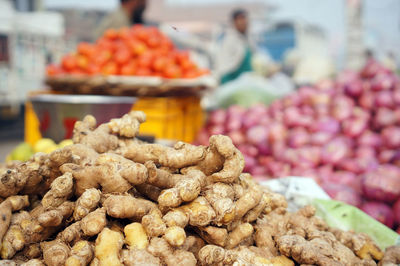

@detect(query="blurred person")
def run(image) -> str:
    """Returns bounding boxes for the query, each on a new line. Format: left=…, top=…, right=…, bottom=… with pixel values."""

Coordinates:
left=93, top=0, right=147, bottom=40
left=382, top=52, right=397, bottom=71
left=365, top=49, right=376, bottom=63
left=215, top=9, right=255, bottom=84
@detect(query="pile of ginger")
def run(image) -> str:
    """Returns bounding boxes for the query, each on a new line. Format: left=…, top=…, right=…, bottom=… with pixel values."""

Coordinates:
left=0, top=111, right=399, bottom=266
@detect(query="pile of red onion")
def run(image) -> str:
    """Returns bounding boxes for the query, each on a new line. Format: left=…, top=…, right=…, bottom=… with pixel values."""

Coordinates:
left=196, top=60, right=400, bottom=232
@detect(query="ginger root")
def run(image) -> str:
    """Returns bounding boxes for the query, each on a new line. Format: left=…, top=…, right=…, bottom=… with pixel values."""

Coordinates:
left=95, top=228, right=124, bottom=266
left=124, top=223, right=149, bottom=250
left=0, top=111, right=394, bottom=266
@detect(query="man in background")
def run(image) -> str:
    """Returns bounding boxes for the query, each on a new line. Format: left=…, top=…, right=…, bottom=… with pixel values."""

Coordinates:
left=94, top=0, right=147, bottom=40
left=215, top=9, right=254, bottom=84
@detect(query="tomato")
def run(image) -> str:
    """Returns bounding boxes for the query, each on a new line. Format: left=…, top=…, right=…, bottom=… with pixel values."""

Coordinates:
left=153, top=48, right=170, bottom=57
left=87, top=63, right=101, bottom=75
left=77, top=42, right=95, bottom=58
left=118, top=27, right=132, bottom=41
left=135, top=27, right=150, bottom=42
left=97, top=38, right=114, bottom=51
left=146, top=36, right=160, bottom=48
left=160, top=37, right=174, bottom=50
left=180, top=58, right=197, bottom=72
left=183, top=70, right=200, bottom=79
left=152, top=57, right=170, bottom=72
left=198, top=69, right=210, bottom=76
left=175, top=51, right=190, bottom=64
left=101, top=62, right=118, bottom=75
left=69, top=68, right=86, bottom=75
left=76, top=55, right=89, bottom=70
left=163, top=64, right=182, bottom=79
left=127, top=40, right=147, bottom=56
left=137, top=52, right=153, bottom=68
left=61, top=55, right=78, bottom=71
left=114, top=49, right=132, bottom=65
left=104, top=28, right=118, bottom=40
left=94, top=49, right=112, bottom=66
left=120, top=62, right=137, bottom=76
left=136, top=68, right=152, bottom=76
left=46, top=64, right=62, bottom=76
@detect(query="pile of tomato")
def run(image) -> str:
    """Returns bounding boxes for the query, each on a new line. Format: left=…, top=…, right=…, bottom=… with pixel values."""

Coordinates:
left=46, top=25, right=209, bottom=79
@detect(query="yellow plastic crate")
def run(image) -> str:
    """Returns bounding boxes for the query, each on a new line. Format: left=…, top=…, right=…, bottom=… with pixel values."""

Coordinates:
left=132, top=96, right=204, bottom=142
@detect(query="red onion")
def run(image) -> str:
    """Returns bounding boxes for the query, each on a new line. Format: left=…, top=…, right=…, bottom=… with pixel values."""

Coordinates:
left=358, top=131, right=382, bottom=148
left=287, top=128, right=310, bottom=148
left=256, top=142, right=270, bottom=156
left=258, top=155, right=273, bottom=166
left=226, top=130, right=246, bottom=146
left=243, top=155, right=256, bottom=173
left=266, top=161, right=290, bottom=178
left=328, top=171, right=360, bottom=191
left=360, top=59, right=384, bottom=79
left=209, top=109, right=226, bottom=125
left=361, top=165, right=400, bottom=202
left=359, top=91, right=375, bottom=110
left=321, top=138, right=351, bottom=165
left=393, top=88, right=400, bottom=105
left=283, top=106, right=303, bottom=127
left=322, top=183, right=362, bottom=207
left=356, top=146, right=376, bottom=159
left=310, top=117, right=340, bottom=134
left=207, top=124, right=225, bottom=135
left=243, top=104, right=268, bottom=129
left=337, top=159, right=361, bottom=174
left=281, top=148, right=298, bottom=165
left=249, top=166, right=267, bottom=177
left=371, top=73, right=396, bottom=91
left=271, top=141, right=286, bottom=161
left=225, top=118, right=241, bottom=132
left=309, top=92, right=331, bottom=107
left=375, top=91, right=395, bottom=108
left=373, top=108, right=397, bottom=129
left=317, top=165, right=334, bottom=179
left=378, top=150, right=396, bottom=164
left=268, top=123, right=287, bottom=142
left=238, top=144, right=258, bottom=157
left=283, top=93, right=303, bottom=107
left=298, top=86, right=315, bottom=99
left=225, top=105, right=245, bottom=131
left=342, top=116, right=368, bottom=138
left=195, top=128, right=210, bottom=146
left=246, top=125, right=269, bottom=145
left=297, top=169, right=321, bottom=183
left=310, top=132, right=334, bottom=146
left=393, top=198, right=400, bottom=226
left=344, top=79, right=363, bottom=97
left=300, top=105, right=314, bottom=116
left=381, top=126, right=400, bottom=149
left=361, top=201, right=394, bottom=228
left=298, top=146, right=321, bottom=168
left=331, top=96, right=354, bottom=121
